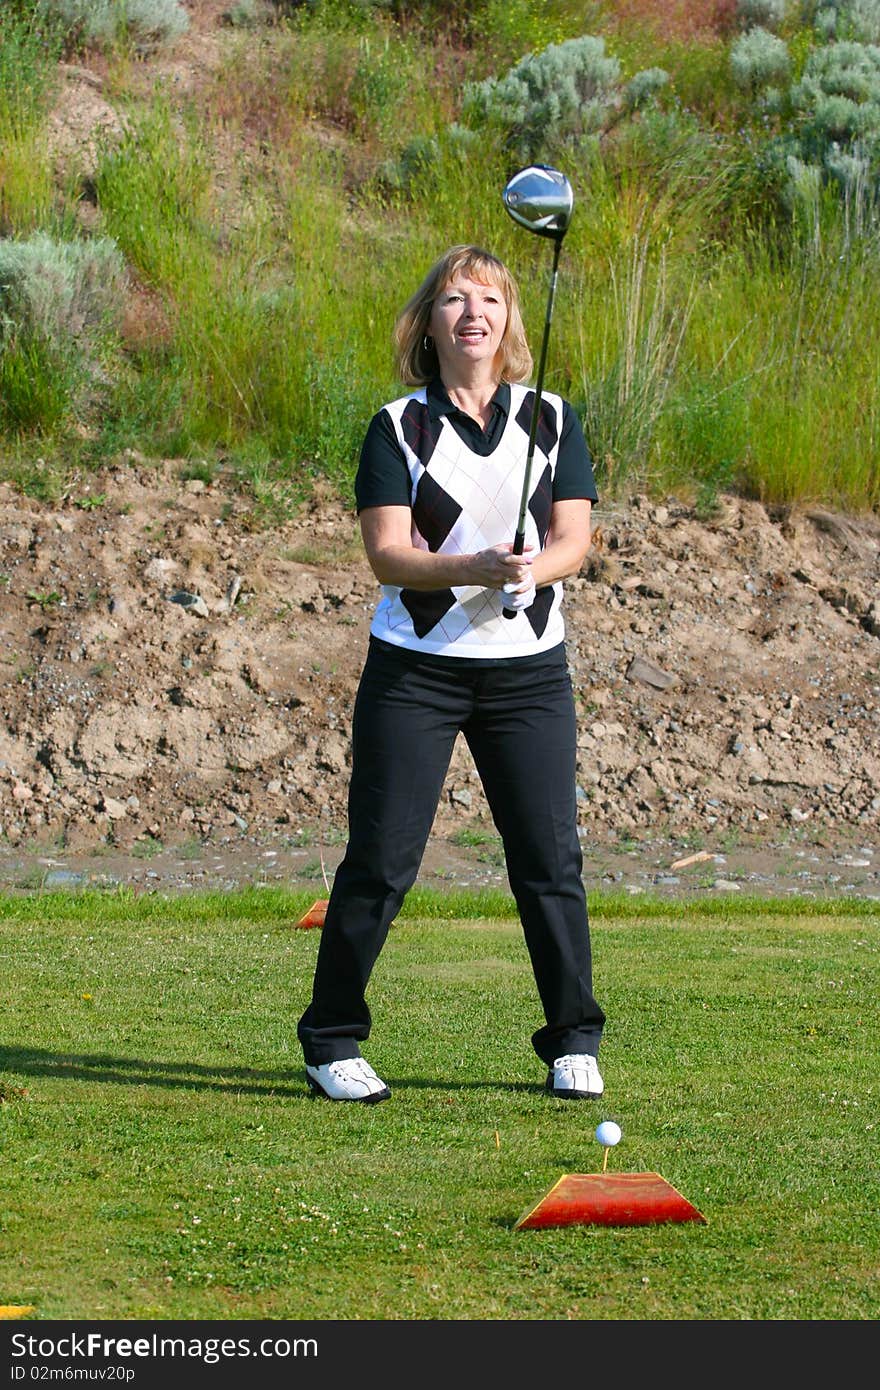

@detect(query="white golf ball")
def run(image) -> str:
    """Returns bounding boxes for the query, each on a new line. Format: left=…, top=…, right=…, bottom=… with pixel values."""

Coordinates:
left=595, top=1121, right=622, bottom=1147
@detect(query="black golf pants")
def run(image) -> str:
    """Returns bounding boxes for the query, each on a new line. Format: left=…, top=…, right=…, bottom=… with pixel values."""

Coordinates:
left=297, top=638, right=605, bottom=1068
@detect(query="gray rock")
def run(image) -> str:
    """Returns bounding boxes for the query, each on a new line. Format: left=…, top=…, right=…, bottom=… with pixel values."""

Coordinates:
left=625, top=656, right=675, bottom=690
left=168, top=590, right=210, bottom=618
left=42, top=869, right=87, bottom=888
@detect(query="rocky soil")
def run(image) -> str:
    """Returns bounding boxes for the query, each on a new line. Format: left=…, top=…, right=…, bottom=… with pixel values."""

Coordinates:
left=1, top=463, right=878, bottom=899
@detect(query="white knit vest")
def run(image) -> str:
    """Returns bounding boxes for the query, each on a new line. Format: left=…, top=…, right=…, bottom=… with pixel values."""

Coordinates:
left=369, top=383, right=566, bottom=657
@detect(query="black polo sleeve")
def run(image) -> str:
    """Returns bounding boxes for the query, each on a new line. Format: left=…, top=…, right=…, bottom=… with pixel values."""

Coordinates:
left=354, top=409, right=412, bottom=513
left=552, top=402, right=598, bottom=502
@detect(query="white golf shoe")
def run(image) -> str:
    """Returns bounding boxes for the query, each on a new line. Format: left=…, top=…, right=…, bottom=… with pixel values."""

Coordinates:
left=306, top=1057, right=391, bottom=1103
left=546, top=1053, right=604, bottom=1099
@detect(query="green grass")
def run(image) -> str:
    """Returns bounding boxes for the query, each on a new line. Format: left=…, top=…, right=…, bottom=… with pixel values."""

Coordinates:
left=1, top=887, right=878, bottom=1321
left=0, top=7, right=59, bottom=235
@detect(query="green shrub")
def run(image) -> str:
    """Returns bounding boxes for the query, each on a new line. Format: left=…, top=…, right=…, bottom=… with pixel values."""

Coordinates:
left=736, top=0, right=789, bottom=29
left=623, top=66, right=670, bottom=113
left=0, top=234, right=126, bottom=434
left=824, top=140, right=876, bottom=228
left=43, top=0, right=189, bottom=53
left=791, top=40, right=880, bottom=168
left=460, top=34, right=668, bottom=164
left=222, top=0, right=276, bottom=26
left=0, top=233, right=126, bottom=345
left=736, top=30, right=880, bottom=229
left=730, top=26, right=792, bottom=91
left=376, top=125, right=480, bottom=197
left=815, top=0, right=880, bottom=42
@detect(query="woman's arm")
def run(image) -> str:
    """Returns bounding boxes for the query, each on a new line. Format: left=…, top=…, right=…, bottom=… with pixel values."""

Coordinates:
left=528, top=498, right=593, bottom=588
left=360, top=505, right=534, bottom=592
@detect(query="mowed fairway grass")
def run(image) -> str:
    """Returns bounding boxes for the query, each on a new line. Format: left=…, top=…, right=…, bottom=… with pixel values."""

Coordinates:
left=0, top=887, right=877, bottom=1322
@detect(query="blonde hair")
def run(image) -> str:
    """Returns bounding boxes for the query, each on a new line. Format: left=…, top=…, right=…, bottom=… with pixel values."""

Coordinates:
left=394, top=245, right=533, bottom=387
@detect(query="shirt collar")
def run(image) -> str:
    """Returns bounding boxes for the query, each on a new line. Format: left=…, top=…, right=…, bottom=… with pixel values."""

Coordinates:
left=426, top=377, right=511, bottom=423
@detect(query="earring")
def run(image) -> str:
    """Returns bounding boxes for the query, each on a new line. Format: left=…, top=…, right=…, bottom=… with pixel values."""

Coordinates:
left=423, top=334, right=434, bottom=353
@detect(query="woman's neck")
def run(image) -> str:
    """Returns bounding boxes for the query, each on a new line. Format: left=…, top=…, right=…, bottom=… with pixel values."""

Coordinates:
left=443, top=375, right=499, bottom=427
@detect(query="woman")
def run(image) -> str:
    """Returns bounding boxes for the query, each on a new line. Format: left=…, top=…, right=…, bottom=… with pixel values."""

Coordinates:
left=297, top=244, right=606, bottom=1103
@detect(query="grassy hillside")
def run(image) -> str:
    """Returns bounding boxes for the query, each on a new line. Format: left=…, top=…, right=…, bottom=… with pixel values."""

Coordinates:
left=1, top=0, right=879, bottom=514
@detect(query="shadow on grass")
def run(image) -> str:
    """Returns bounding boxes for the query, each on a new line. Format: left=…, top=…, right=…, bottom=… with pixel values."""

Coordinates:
left=0, top=1047, right=541, bottom=1097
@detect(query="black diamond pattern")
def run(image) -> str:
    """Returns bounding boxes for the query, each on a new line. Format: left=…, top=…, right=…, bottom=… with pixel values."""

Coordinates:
left=413, top=471, right=462, bottom=553
left=526, top=585, right=554, bottom=638
left=527, top=461, right=553, bottom=545
left=400, top=587, right=457, bottom=638
left=514, top=392, right=559, bottom=459
left=401, top=398, right=444, bottom=464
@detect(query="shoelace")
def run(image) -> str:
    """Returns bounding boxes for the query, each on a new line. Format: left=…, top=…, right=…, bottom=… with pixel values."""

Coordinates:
left=329, top=1059, right=373, bottom=1081
left=555, top=1055, right=597, bottom=1081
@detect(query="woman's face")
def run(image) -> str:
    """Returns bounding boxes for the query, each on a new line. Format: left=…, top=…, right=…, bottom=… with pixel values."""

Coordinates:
left=428, top=273, right=509, bottom=381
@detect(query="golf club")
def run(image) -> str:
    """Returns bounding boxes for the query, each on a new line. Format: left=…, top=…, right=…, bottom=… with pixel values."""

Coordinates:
left=502, top=164, right=574, bottom=580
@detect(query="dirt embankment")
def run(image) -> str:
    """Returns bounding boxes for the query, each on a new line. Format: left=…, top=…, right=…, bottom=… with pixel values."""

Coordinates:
left=1, top=463, right=878, bottom=890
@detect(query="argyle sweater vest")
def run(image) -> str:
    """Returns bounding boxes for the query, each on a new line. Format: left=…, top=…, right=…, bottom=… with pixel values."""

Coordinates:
left=369, top=384, right=567, bottom=658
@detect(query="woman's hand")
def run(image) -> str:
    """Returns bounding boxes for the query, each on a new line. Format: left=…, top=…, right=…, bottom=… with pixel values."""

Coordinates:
left=470, top=542, right=534, bottom=591
left=501, top=570, right=537, bottom=610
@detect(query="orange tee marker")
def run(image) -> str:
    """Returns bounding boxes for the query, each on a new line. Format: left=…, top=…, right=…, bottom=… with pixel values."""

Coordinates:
left=294, top=900, right=328, bottom=929
left=514, top=1172, right=707, bottom=1230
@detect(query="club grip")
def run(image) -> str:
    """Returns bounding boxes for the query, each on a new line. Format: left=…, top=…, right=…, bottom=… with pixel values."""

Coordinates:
left=502, top=529, right=528, bottom=619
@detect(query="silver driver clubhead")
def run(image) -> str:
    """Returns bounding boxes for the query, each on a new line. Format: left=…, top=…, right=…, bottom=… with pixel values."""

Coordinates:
left=502, top=164, right=574, bottom=240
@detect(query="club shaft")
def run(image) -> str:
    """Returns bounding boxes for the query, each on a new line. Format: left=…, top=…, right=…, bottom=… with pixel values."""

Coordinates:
left=512, top=235, right=562, bottom=556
